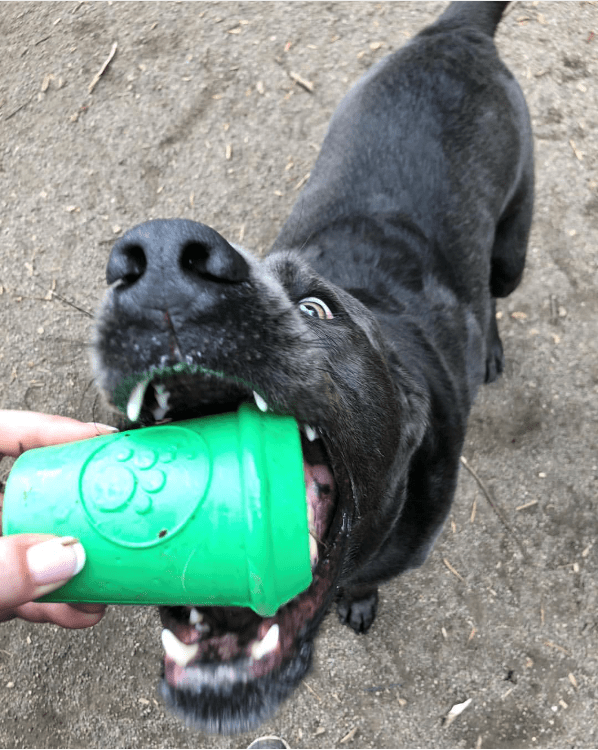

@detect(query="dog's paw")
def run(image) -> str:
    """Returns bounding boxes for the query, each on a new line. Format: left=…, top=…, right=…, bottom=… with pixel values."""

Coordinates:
left=336, top=586, right=379, bottom=634
left=485, top=301, right=505, bottom=384
left=485, top=336, right=504, bottom=383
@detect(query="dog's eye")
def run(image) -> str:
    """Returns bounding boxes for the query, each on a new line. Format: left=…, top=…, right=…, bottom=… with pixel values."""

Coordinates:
left=298, top=297, right=334, bottom=320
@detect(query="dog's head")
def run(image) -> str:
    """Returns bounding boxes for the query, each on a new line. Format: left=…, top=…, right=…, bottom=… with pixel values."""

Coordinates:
left=92, top=218, right=427, bottom=733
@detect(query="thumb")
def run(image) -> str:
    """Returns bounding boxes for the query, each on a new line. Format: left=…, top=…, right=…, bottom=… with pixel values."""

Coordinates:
left=0, top=534, right=86, bottom=612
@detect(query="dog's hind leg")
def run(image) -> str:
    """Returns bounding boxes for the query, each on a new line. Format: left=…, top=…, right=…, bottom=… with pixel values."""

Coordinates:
left=485, top=181, right=534, bottom=382
left=485, top=299, right=504, bottom=383
left=490, top=184, right=533, bottom=299
left=336, top=584, right=379, bottom=635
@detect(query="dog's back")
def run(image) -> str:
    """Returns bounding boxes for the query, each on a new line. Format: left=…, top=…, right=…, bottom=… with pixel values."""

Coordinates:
left=271, top=0, right=534, bottom=592
left=274, top=0, right=533, bottom=403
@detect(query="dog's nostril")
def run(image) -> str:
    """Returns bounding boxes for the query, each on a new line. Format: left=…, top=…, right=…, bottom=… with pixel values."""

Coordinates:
left=107, top=243, right=147, bottom=286
left=180, top=236, right=249, bottom=283
left=180, top=241, right=211, bottom=278
left=122, top=245, right=147, bottom=284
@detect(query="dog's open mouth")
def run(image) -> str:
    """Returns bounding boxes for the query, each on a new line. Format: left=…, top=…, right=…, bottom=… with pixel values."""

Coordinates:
left=118, top=364, right=349, bottom=703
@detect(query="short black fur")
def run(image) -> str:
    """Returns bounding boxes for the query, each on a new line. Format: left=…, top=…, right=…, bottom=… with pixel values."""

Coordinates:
left=93, top=2, right=533, bottom=733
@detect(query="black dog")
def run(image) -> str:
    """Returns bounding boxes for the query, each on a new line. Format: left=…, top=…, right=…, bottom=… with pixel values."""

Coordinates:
left=92, top=1, right=533, bottom=734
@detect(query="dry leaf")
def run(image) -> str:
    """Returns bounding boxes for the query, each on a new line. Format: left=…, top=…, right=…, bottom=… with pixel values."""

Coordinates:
left=569, top=140, right=584, bottom=161
left=41, top=73, right=54, bottom=92
left=444, top=698, right=472, bottom=727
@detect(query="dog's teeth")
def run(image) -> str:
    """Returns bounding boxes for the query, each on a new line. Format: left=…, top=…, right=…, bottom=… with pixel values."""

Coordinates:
left=188, top=607, right=211, bottom=634
left=154, top=383, right=170, bottom=411
left=151, top=406, right=168, bottom=421
left=307, top=503, right=315, bottom=533
left=151, top=383, right=170, bottom=421
left=309, top=534, right=318, bottom=568
left=127, top=377, right=150, bottom=422
left=161, top=629, right=199, bottom=667
left=304, top=425, right=318, bottom=442
left=251, top=623, right=279, bottom=660
left=253, top=392, right=268, bottom=413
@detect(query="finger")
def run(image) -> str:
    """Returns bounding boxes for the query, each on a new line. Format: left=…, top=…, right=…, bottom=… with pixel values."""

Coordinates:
left=12, top=601, right=106, bottom=629
left=0, top=410, right=116, bottom=458
left=69, top=602, right=107, bottom=615
left=0, top=534, right=86, bottom=611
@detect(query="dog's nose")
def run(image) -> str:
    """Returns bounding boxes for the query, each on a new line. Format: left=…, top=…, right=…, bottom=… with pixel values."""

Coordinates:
left=106, top=219, right=249, bottom=310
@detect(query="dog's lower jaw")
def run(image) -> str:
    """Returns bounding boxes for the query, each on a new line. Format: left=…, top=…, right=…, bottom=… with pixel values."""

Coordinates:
left=160, top=640, right=313, bottom=734
left=157, top=502, right=350, bottom=735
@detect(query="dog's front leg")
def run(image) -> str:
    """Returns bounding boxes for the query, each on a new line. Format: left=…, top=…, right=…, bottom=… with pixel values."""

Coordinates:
left=336, top=583, right=379, bottom=634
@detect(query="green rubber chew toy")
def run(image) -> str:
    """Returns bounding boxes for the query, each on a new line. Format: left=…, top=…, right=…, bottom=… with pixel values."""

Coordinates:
left=2, top=403, right=312, bottom=617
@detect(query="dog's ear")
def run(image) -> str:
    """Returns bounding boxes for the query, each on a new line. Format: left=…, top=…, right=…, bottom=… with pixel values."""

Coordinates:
left=391, top=357, right=430, bottom=461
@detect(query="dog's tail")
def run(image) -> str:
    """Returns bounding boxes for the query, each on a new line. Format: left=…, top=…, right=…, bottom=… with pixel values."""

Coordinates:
left=437, top=1, right=509, bottom=37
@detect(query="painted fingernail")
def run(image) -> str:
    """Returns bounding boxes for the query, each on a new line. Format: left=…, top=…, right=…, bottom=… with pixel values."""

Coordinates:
left=27, top=537, right=86, bottom=586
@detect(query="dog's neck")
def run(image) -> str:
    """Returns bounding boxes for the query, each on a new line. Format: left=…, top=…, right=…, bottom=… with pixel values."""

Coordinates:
left=274, top=210, right=485, bottom=417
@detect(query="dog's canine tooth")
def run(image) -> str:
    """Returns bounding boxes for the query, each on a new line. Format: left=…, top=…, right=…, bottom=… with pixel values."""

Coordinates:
left=250, top=623, right=279, bottom=660
left=307, top=503, right=315, bottom=532
left=154, top=383, right=170, bottom=411
left=309, top=534, right=318, bottom=568
left=189, top=608, right=211, bottom=634
left=151, top=383, right=170, bottom=421
left=127, top=377, right=151, bottom=422
left=253, top=391, right=268, bottom=413
left=161, top=629, right=199, bottom=667
left=304, top=425, right=318, bottom=442
left=151, top=405, right=168, bottom=421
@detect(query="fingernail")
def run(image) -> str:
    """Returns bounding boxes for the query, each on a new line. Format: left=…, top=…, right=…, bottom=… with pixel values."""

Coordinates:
left=27, top=537, right=86, bottom=586
left=86, top=422, right=118, bottom=433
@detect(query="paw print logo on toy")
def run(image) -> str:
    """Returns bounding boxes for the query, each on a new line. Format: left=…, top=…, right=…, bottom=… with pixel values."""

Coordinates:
left=80, top=426, right=211, bottom=548
left=85, top=444, right=166, bottom=516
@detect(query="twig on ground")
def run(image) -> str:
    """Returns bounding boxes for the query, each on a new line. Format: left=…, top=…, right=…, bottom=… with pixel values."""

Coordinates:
left=88, top=42, right=118, bottom=94
left=460, top=455, right=530, bottom=562
left=443, top=557, right=465, bottom=582
left=302, top=680, right=322, bottom=702
left=5, top=97, right=34, bottom=121
left=289, top=71, right=314, bottom=92
left=32, top=280, right=93, bottom=318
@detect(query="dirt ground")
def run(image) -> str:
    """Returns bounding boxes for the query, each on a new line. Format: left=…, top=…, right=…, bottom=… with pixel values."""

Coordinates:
left=0, top=2, right=597, bottom=748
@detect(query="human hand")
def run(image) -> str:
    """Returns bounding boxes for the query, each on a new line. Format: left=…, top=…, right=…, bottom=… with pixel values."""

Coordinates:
left=0, top=411, right=115, bottom=628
